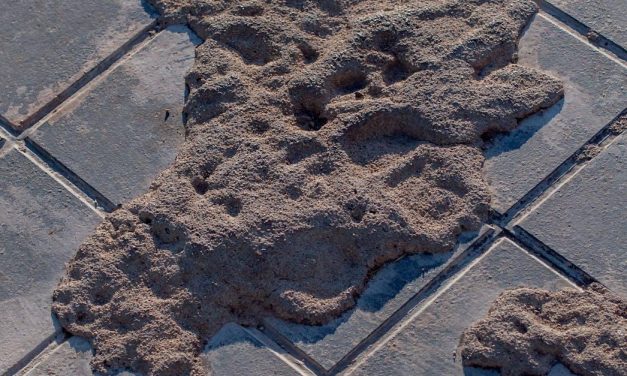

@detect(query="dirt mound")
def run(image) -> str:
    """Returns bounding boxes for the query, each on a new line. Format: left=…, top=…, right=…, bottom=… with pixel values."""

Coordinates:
left=458, top=284, right=627, bottom=376
left=52, top=1, right=563, bottom=374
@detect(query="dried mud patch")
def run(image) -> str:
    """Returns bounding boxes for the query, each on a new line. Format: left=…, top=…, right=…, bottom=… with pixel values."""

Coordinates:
left=52, top=1, right=563, bottom=374
left=459, top=284, right=627, bottom=376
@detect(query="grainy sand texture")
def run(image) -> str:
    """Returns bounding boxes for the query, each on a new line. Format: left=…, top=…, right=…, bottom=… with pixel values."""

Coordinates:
left=459, top=284, right=627, bottom=376
left=52, top=0, right=563, bottom=374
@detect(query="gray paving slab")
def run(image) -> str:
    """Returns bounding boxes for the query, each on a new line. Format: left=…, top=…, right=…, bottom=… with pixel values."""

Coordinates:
left=0, top=0, right=154, bottom=128
left=344, top=238, right=575, bottom=376
left=30, top=26, right=198, bottom=205
left=518, top=133, right=626, bottom=297
left=0, top=148, right=102, bottom=374
left=265, top=227, right=492, bottom=370
left=25, top=337, right=93, bottom=376
left=484, top=13, right=627, bottom=213
left=549, top=0, right=627, bottom=48
left=203, top=324, right=305, bottom=376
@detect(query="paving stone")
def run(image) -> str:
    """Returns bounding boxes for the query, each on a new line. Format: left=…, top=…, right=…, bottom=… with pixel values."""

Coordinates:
left=203, top=323, right=306, bottom=376
left=549, top=0, right=627, bottom=48
left=518, top=133, right=626, bottom=297
left=25, top=337, right=93, bottom=376
left=265, top=227, right=492, bottom=370
left=0, top=148, right=102, bottom=374
left=0, top=0, right=154, bottom=128
left=345, top=238, right=574, bottom=376
left=484, top=13, right=627, bottom=213
left=30, top=26, right=198, bottom=205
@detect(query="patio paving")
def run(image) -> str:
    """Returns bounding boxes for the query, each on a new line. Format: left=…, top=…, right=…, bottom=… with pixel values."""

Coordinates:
left=0, top=1, right=625, bottom=376
left=0, top=0, right=154, bottom=130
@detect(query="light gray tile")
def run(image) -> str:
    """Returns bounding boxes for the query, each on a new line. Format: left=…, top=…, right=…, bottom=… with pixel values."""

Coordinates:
left=203, top=323, right=303, bottom=376
left=25, top=337, right=93, bottom=376
left=0, top=0, right=154, bottom=127
left=345, top=238, right=574, bottom=376
left=485, top=13, right=627, bottom=213
left=518, top=133, right=626, bottom=297
left=549, top=0, right=627, bottom=48
left=265, top=227, right=492, bottom=370
left=0, top=149, right=102, bottom=373
left=31, top=26, right=198, bottom=205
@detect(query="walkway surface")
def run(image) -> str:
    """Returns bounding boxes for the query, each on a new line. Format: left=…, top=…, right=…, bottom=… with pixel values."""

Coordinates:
left=0, top=1, right=625, bottom=375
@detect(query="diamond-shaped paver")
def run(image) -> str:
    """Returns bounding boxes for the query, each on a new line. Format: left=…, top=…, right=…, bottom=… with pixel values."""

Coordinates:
left=0, top=148, right=102, bottom=374
left=344, top=238, right=575, bottom=376
left=518, top=133, right=626, bottom=297
left=0, top=0, right=154, bottom=129
left=484, top=13, right=627, bottom=213
left=549, top=0, right=626, bottom=48
left=265, top=227, right=493, bottom=370
left=30, top=26, right=198, bottom=205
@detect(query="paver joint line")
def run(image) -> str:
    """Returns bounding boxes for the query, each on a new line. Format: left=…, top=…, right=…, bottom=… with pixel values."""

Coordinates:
left=24, top=139, right=115, bottom=213
left=327, top=229, right=499, bottom=375
left=542, top=1, right=627, bottom=63
left=498, top=110, right=627, bottom=227
left=10, top=21, right=159, bottom=135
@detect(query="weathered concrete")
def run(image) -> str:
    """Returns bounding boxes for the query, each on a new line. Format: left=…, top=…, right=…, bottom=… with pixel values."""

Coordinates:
left=0, top=148, right=101, bottom=374
left=549, top=0, right=627, bottom=48
left=0, top=0, right=154, bottom=128
left=519, top=133, right=626, bottom=297
left=202, top=324, right=307, bottom=376
left=30, top=27, right=198, bottom=205
left=264, top=228, right=492, bottom=370
left=344, top=238, right=574, bottom=376
left=484, top=13, right=627, bottom=213
left=25, top=337, right=93, bottom=376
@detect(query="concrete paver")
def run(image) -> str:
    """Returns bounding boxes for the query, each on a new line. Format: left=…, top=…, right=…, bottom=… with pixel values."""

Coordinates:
left=0, top=0, right=154, bottom=128
left=344, top=238, right=575, bottom=376
left=25, top=337, right=93, bottom=376
left=549, top=0, right=627, bottom=48
left=518, top=133, right=626, bottom=297
left=265, top=228, right=492, bottom=370
left=202, top=324, right=305, bottom=376
left=30, top=26, right=198, bottom=205
left=0, top=148, right=102, bottom=374
left=484, top=13, right=627, bottom=213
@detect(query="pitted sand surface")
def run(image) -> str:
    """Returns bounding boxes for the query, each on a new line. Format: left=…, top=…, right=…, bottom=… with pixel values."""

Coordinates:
left=52, top=1, right=563, bottom=374
left=459, top=284, right=627, bottom=376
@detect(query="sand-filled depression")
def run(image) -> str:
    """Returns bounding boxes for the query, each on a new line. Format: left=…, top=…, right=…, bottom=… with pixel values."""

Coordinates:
left=50, top=1, right=576, bottom=374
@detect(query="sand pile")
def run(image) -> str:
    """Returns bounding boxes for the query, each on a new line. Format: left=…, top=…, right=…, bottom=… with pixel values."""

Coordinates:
left=52, top=1, right=562, bottom=374
left=459, top=284, right=627, bottom=376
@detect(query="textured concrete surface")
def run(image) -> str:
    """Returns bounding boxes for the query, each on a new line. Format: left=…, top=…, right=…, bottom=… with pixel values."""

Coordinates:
left=485, top=13, right=627, bottom=213
left=30, top=26, right=198, bottom=205
left=202, top=324, right=306, bottom=376
left=0, top=149, right=101, bottom=374
left=0, top=0, right=154, bottom=128
left=25, top=337, right=93, bottom=376
left=550, top=0, right=626, bottom=47
left=344, top=239, right=575, bottom=376
left=264, top=227, right=491, bottom=370
left=519, top=133, right=626, bottom=297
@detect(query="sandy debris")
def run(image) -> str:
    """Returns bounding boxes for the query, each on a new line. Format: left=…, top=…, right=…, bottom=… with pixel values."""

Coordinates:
left=459, top=284, right=627, bottom=376
left=52, top=1, right=562, bottom=374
